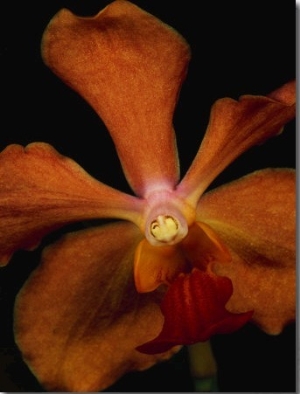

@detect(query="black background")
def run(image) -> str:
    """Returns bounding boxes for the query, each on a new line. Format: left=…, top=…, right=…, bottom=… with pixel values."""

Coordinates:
left=0, top=0, right=296, bottom=392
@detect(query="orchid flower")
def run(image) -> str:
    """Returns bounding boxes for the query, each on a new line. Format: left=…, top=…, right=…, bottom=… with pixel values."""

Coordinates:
left=0, top=0, right=295, bottom=391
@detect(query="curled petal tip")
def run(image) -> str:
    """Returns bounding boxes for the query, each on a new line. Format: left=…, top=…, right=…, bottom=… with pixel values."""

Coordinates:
left=268, top=80, right=296, bottom=105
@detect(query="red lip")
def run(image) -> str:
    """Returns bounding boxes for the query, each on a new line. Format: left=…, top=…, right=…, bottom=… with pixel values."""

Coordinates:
left=137, top=268, right=253, bottom=354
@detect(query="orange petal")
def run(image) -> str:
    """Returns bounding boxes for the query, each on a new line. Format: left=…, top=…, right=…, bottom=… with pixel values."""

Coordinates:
left=196, top=168, right=296, bottom=333
left=14, top=223, right=179, bottom=392
left=181, top=222, right=231, bottom=270
left=0, top=143, right=143, bottom=265
left=42, top=1, right=191, bottom=196
left=134, top=221, right=231, bottom=293
left=133, top=220, right=231, bottom=293
left=177, top=81, right=296, bottom=205
left=134, top=239, right=187, bottom=293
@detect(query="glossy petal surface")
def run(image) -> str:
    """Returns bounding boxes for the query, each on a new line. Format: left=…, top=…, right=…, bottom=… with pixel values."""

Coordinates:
left=0, top=143, right=142, bottom=265
left=42, top=0, right=191, bottom=196
left=196, top=169, right=296, bottom=333
left=14, top=223, right=178, bottom=392
left=137, top=268, right=253, bottom=354
left=177, top=81, right=296, bottom=205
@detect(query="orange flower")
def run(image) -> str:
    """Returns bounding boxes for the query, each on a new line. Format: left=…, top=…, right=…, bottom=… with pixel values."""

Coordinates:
left=0, top=1, right=295, bottom=391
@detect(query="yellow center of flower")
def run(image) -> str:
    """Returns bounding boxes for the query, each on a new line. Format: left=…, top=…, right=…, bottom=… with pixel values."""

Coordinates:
left=150, top=215, right=179, bottom=243
left=142, top=189, right=195, bottom=246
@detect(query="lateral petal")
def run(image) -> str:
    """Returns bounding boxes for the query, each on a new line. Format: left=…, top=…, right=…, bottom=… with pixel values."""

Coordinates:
left=196, top=168, right=296, bottom=333
left=137, top=268, right=253, bottom=354
left=133, top=222, right=231, bottom=294
left=14, top=223, right=179, bottom=392
left=0, top=143, right=143, bottom=265
left=42, top=0, right=191, bottom=196
left=177, top=80, right=296, bottom=205
left=181, top=222, right=231, bottom=269
left=134, top=239, right=187, bottom=293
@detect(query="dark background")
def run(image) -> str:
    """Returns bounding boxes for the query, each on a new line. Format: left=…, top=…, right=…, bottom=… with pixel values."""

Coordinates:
left=0, top=0, right=296, bottom=392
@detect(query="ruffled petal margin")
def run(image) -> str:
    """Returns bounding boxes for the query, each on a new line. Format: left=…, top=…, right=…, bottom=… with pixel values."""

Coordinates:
left=42, top=0, right=191, bottom=196
left=0, top=143, right=143, bottom=265
left=177, top=80, right=296, bottom=205
left=137, top=268, right=253, bottom=354
left=14, top=223, right=179, bottom=392
left=196, top=168, right=296, bottom=333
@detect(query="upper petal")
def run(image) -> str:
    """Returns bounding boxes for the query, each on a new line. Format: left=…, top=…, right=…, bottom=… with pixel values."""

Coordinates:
left=177, top=80, right=296, bottom=206
left=42, top=0, right=191, bottom=196
left=0, top=143, right=143, bottom=265
left=14, top=223, right=179, bottom=392
left=196, top=168, right=296, bottom=333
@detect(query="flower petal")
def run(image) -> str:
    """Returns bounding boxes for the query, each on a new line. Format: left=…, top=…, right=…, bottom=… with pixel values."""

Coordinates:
left=134, top=239, right=187, bottom=293
left=0, top=143, right=143, bottom=265
left=133, top=221, right=231, bottom=294
left=181, top=222, right=231, bottom=269
left=177, top=80, right=296, bottom=205
left=137, top=268, right=253, bottom=354
left=42, top=1, right=191, bottom=196
left=196, top=168, right=296, bottom=333
left=14, top=223, right=179, bottom=392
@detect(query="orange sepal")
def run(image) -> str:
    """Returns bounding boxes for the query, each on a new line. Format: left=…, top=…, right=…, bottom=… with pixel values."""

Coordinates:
left=42, top=0, right=191, bottom=196
left=14, top=223, right=179, bottom=392
left=177, top=80, right=296, bottom=205
left=0, top=143, right=142, bottom=265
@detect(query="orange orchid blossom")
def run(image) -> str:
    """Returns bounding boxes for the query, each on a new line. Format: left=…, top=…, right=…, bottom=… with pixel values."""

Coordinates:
left=0, top=0, right=295, bottom=391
